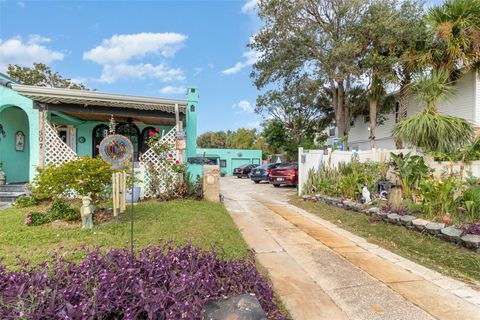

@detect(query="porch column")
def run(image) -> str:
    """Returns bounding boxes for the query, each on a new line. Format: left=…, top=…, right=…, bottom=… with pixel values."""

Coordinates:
left=186, top=87, right=198, bottom=158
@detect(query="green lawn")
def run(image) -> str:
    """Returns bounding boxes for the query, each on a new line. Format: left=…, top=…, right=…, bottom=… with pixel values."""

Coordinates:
left=291, top=197, right=480, bottom=286
left=0, top=200, right=250, bottom=268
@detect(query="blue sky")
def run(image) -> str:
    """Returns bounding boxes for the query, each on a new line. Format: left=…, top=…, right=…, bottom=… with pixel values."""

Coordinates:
left=0, top=0, right=262, bottom=134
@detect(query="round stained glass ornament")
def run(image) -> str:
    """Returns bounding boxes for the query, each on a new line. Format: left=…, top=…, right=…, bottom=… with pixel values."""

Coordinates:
left=98, top=134, right=134, bottom=165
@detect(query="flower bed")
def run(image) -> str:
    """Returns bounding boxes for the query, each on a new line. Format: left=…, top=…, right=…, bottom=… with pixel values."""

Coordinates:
left=0, top=243, right=287, bottom=320
left=303, top=194, right=480, bottom=253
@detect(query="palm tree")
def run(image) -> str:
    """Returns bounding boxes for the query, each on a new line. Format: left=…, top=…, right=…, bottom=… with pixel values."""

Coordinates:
left=419, top=0, right=480, bottom=77
left=392, top=69, right=473, bottom=153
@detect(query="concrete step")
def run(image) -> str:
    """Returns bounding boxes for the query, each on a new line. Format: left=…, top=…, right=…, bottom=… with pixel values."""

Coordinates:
left=0, top=184, right=27, bottom=193
left=0, top=191, right=26, bottom=203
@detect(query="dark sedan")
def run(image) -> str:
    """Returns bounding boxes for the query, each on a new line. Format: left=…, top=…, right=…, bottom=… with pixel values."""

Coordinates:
left=250, top=163, right=281, bottom=183
left=269, top=162, right=298, bottom=187
left=233, top=163, right=257, bottom=178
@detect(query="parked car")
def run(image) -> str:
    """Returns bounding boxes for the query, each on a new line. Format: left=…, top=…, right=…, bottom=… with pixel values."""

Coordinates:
left=233, top=163, right=257, bottom=178
left=269, top=162, right=298, bottom=187
left=250, top=163, right=282, bottom=183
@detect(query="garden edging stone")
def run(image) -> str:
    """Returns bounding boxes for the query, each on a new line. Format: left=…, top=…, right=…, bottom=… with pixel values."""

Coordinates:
left=440, top=227, right=464, bottom=243
left=309, top=193, right=479, bottom=253
left=412, top=219, right=429, bottom=231
left=399, top=215, right=417, bottom=227
left=461, top=234, right=480, bottom=252
left=426, top=222, right=445, bottom=235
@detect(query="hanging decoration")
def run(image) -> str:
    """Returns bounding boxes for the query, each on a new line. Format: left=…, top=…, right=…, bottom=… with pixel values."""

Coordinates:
left=98, top=134, right=134, bottom=167
left=15, top=131, right=25, bottom=151
left=108, top=114, right=116, bottom=134
left=0, top=124, right=6, bottom=139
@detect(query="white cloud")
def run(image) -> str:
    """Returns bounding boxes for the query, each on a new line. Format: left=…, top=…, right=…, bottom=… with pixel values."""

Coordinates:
left=222, top=49, right=260, bottom=75
left=17, top=1, right=25, bottom=8
left=83, top=32, right=187, bottom=64
left=84, top=32, right=187, bottom=83
left=241, top=0, right=257, bottom=13
left=194, top=67, right=202, bottom=76
left=233, top=100, right=254, bottom=113
left=0, top=35, right=64, bottom=71
left=98, top=63, right=184, bottom=84
left=159, top=85, right=186, bottom=95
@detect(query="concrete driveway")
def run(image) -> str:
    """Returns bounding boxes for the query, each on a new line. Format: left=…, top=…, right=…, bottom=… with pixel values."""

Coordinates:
left=221, top=176, right=480, bottom=320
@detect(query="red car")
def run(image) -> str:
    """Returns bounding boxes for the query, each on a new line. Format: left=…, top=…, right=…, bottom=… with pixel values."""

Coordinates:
left=269, top=162, right=298, bottom=187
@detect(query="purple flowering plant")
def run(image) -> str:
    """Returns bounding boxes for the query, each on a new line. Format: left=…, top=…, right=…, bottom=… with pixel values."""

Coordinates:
left=0, top=242, right=287, bottom=320
left=463, top=222, right=480, bottom=235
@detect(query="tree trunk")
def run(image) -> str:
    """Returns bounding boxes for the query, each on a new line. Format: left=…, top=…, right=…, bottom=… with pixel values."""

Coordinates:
left=369, top=96, right=377, bottom=149
left=336, top=80, right=346, bottom=139
left=395, top=75, right=410, bottom=149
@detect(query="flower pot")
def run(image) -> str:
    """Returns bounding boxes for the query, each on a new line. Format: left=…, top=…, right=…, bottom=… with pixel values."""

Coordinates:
left=126, top=186, right=141, bottom=203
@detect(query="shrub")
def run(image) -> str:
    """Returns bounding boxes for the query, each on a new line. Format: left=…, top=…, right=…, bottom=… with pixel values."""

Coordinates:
left=24, top=199, right=78, bottom=226
left=303, top=161, right=382, bottom=201
left=14, top=195, right=38, bottom=208
left=0, top=243, right=287, bottom=320
left=32, top=157, right=113, bottom=202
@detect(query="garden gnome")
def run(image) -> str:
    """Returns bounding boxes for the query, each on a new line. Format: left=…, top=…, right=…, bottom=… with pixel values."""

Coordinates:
left=362, top=185, right=372, bottom=204
left=80, top=196, right=94, bottom=229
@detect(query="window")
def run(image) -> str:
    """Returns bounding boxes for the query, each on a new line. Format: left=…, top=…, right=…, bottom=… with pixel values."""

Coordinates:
left=92, top=124, right=109, bottom=158
left=116, top=123, right=140, bottom=161
left=140, top=127, right=156, bottom=155
left=329, top=127, right=336, bottom=137
left=219, top=159, right=227, bottom=168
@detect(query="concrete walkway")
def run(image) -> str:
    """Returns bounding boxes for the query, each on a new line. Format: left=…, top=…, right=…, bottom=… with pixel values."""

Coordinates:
left=221, top=177, right=480, bottom=320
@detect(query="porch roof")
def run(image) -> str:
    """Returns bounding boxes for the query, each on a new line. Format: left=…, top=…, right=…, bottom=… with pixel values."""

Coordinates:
left=9, top=84, right=187, bottom=114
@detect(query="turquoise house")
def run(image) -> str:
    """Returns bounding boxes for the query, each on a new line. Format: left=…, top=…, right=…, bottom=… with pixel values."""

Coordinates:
left=0, top=73, right=199, bottom=185
left=189, top=148, right=262, bottom=177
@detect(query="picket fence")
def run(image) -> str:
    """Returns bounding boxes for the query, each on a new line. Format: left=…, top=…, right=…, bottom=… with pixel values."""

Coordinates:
left=297, top=147, right=480, bottom=195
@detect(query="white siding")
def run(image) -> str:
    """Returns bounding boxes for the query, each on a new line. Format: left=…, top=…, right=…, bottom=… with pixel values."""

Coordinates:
left=334, top=70, right=477, bottom=150
left=407, top=70, right=475, bottom=122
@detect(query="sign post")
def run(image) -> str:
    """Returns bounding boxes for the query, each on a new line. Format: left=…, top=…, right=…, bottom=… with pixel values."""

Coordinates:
left=98, top=133, right=135, bottom=254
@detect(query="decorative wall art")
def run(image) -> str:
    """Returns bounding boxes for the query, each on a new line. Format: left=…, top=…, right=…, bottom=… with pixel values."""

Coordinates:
left=15, top=131, right=25, bottom=151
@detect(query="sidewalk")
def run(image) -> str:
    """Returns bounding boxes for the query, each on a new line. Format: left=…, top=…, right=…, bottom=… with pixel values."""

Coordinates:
left=221, top=177, right=480, bottom=320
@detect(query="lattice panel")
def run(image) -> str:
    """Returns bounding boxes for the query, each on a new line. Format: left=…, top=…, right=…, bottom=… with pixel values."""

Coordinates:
left=44, top=120, right=78, bottom=165
left=139, top=127, right=178, bottom=197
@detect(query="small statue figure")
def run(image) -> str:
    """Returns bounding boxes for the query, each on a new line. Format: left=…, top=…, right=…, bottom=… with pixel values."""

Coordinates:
left=0, top=167, right=5, bottom=186
left=80, top=196, right=94, bottom=229
left=362, top=184, right=372, bottom=204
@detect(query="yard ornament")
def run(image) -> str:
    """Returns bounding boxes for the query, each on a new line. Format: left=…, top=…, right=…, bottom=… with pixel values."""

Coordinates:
left=80, top=196, right=94, bottom=229
left=362, top=185, right=372, bottom=204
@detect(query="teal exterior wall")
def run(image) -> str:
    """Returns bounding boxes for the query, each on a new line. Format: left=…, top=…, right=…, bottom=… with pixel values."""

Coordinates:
left=190, top=148, right=263, bottom=178
left=0, top=80, right=197, bottom=183
left=0, top=85, right=39, bottom=183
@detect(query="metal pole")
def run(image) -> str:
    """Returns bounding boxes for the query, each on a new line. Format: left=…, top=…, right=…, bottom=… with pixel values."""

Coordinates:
left=131, top=156, right=134, bottom=255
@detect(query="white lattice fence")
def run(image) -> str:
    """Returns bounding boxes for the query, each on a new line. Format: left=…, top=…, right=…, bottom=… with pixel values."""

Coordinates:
left=139, top=127, right=178, bottom=197
left=44, top=120, right=78, bottom=165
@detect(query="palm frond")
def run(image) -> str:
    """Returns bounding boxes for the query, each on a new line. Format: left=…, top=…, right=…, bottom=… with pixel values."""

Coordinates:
left=392, top=110, right=473, bottom=153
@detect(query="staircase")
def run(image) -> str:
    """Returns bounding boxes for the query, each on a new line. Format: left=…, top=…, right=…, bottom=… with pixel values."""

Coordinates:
left=0, top=184, right=27, bottom=204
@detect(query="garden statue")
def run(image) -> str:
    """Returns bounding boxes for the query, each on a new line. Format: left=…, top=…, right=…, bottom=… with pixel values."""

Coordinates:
left=0, top=167, right=5, bottom=185
left=80, top=196, right=94, bottom=229
left=362, top=185, right=372, bottom=204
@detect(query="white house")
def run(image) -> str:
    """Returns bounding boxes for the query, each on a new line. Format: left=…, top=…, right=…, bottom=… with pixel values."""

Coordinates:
left=326, top=70, right=480, bottom=150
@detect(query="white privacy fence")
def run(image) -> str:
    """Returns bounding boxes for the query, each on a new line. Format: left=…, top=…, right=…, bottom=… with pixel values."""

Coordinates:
left=297, top=147, right=480, bottom=195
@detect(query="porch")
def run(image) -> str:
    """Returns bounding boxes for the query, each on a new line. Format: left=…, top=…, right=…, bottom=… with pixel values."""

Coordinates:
left=0, top=81, right=199, bottom=198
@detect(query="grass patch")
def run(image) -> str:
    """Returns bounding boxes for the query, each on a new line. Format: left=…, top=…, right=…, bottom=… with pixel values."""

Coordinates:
left=290, top=196, right=480, bottom=286
left=0, top=200, right=250, bottom=268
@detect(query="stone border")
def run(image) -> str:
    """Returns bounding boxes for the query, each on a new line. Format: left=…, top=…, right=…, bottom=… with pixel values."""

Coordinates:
left=302, top=194, right=480, bottom=253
